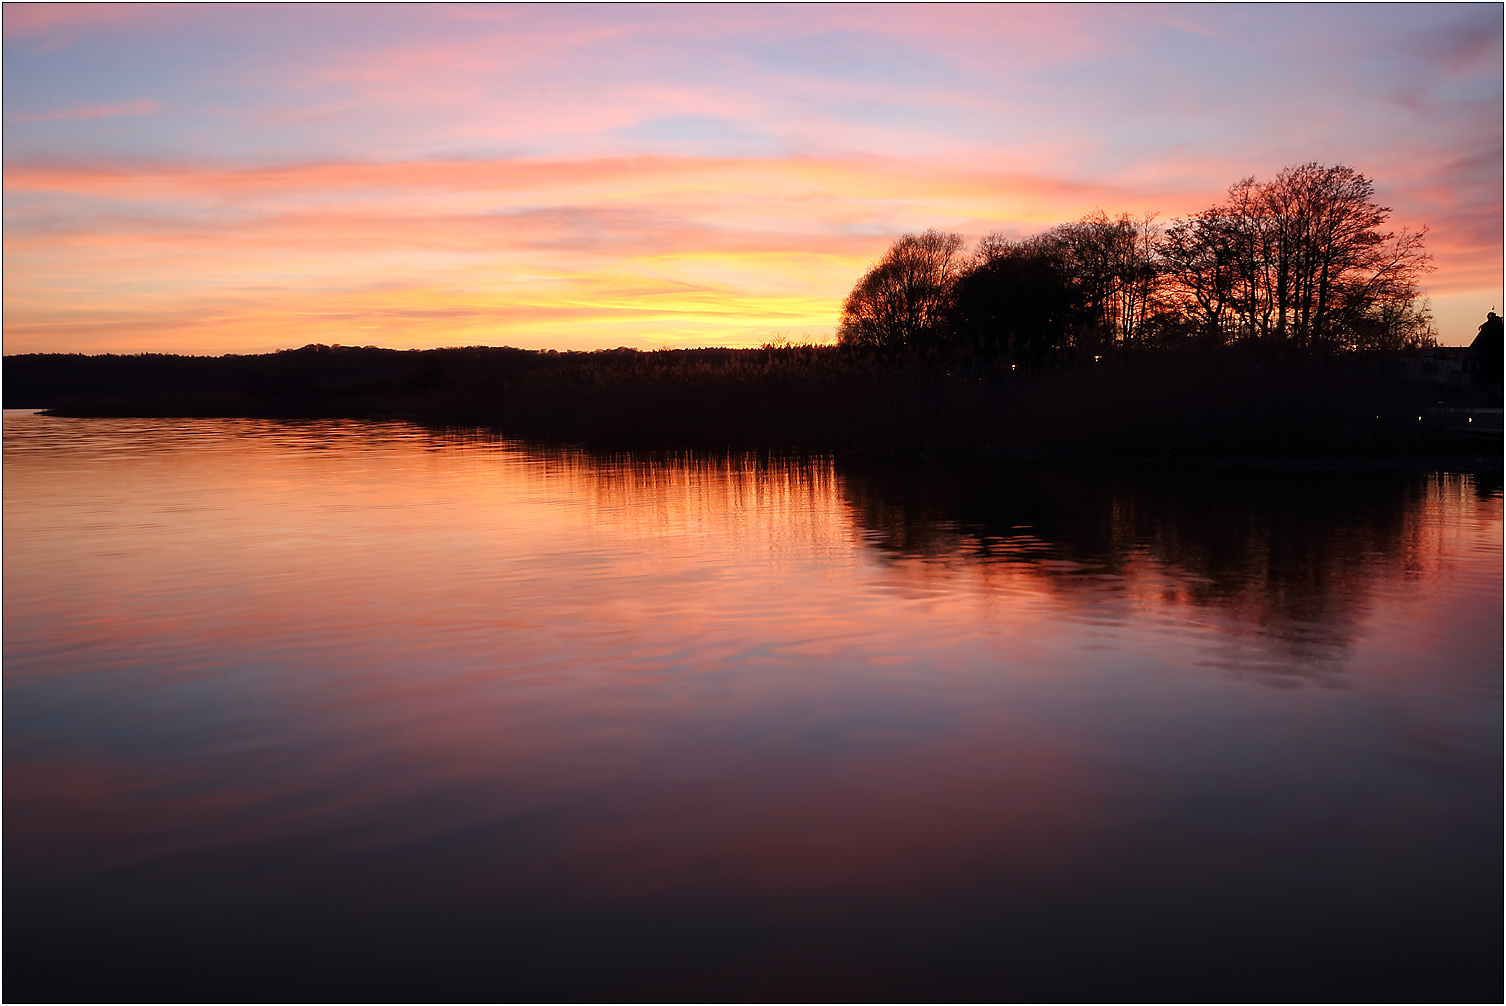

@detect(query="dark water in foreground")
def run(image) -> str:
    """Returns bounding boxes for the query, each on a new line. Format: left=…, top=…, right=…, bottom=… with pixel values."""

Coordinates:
left=5, top=414, right=1501, bottom=1000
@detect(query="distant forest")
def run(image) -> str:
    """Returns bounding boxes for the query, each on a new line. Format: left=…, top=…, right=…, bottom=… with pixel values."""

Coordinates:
left=838, top=162, right=1435, bottom=365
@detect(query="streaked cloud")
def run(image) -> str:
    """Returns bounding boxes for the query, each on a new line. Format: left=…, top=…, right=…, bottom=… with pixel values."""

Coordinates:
left=3, top=3, right=1500, bottom=352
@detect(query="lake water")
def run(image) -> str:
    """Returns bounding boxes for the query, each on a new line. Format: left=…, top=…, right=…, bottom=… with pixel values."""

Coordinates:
left=5, top=413, right=1501, bottom=999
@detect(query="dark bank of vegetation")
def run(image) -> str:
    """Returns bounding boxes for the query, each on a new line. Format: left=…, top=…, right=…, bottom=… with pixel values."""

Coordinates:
left=7, top=163, right=1501, bottom=464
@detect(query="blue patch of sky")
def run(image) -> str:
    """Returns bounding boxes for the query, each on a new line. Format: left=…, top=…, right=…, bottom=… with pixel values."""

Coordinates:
left=1, top=9, right=461, bottom=164
left=4, top=29, right=264, bottom=163
left=745, top=30, right=971, bottom=89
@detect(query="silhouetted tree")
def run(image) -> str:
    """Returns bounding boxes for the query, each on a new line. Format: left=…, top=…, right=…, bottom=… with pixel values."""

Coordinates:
left=1165, top=164, right=1433, bottom=350
left=1161, top=208, right=1240, bottom=342
left=838, top=230, right=966, bottom=355
left=951, top=234, right=1082, bottom=366
left=949, top=213, right=1164, bottom=364
left=1043, top=211, right=1163, bottom=348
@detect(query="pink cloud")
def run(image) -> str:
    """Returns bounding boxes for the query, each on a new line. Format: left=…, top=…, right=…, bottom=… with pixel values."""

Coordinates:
left=1, top=2, right=151, bottom=40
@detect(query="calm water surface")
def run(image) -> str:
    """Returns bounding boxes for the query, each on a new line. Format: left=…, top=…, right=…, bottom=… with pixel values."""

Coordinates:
left=6, top=413, right=1501, bottom=999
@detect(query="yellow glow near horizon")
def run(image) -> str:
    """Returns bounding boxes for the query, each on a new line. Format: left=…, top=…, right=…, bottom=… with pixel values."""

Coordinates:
left=11, top=156, right=1153, bottom=354
left=5, top=4, right=1500, bottom=353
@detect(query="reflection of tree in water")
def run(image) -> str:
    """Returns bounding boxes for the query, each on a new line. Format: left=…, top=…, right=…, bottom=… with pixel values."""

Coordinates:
left=431, top=429, right=1492, bottom=682
left=837, top=456, right=1488, bottom=679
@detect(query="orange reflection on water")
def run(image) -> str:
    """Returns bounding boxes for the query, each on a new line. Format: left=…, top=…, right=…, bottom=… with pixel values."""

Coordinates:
left=5, top=414, right=1501, bottom=998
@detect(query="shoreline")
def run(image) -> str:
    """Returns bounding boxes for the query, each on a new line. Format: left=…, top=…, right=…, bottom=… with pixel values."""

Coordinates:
left=9, top=344, right=1501, bottom=468
left=19, top=404, right=1500, bottom=475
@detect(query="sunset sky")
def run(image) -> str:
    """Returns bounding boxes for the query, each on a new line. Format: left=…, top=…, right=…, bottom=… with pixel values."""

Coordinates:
left=4, top=3, right=1502, bottom=354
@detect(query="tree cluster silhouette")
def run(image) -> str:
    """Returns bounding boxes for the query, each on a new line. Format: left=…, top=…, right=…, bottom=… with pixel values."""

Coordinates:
left=841, top=163, right=1435, bottom=365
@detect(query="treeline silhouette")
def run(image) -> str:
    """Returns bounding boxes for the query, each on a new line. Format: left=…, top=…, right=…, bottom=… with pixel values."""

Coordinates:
left=839, top=163, right=1434, bottom=363
left=6, top=162, right=1498, bottom=462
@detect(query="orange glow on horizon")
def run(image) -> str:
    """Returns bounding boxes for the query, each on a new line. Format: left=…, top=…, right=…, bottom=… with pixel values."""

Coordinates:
left=3, top=155, right=1195, bottom=354
left=8, top=154, right=1497, bottom=354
